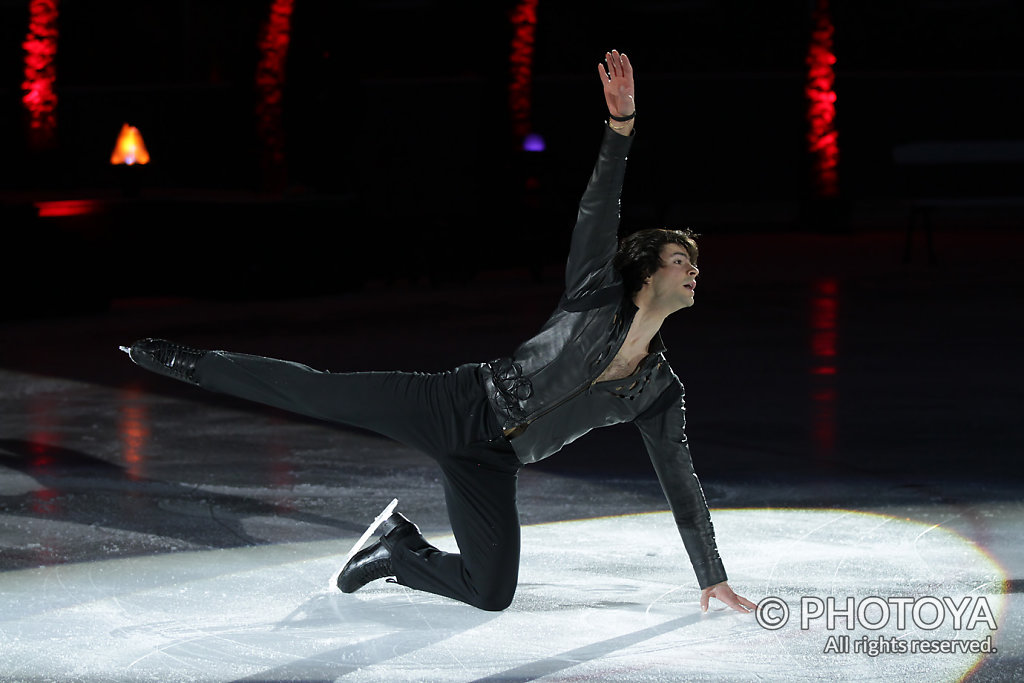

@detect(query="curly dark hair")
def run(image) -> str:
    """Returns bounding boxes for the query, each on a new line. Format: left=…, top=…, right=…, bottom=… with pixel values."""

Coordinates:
left=613, top=228, right=699, bottom=295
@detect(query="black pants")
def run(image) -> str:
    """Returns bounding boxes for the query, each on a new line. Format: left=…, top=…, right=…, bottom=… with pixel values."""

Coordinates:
left=194, top=351, right=522, bottom=611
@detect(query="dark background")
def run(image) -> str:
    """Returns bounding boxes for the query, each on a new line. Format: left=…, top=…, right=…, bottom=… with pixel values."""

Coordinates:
left=2, top=0, right=1023, bottom=314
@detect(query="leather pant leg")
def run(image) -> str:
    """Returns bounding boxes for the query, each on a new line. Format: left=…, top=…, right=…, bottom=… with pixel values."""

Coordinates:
left=192, top=350, right=523, bottom=610
left=193, top=351, right=493, bottom=456
left=390, top=436, right=521, bottom=611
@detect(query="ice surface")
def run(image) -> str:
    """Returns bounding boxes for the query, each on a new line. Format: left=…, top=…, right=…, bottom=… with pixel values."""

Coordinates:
left=0, top=509, right=1007, bottom=682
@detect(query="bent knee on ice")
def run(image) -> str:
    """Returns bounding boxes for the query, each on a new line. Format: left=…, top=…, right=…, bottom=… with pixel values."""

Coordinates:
left=470, top=584, right=517, bottom=612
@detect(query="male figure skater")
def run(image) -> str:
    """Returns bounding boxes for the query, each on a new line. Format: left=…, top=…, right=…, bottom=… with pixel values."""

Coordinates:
left=123, top=50, right=755, bottom=615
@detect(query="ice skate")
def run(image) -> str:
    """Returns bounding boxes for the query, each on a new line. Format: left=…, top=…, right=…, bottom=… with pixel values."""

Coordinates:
left=330, top=498, right=427, bottom=593
left=120, top=338, right=207, bottom=385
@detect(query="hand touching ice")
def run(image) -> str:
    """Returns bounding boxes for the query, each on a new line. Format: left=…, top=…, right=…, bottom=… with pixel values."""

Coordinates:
left=701, top=581, right=758, bottom=614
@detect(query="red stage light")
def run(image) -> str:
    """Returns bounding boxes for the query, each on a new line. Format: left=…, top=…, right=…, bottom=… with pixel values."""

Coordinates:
left=35, top=199, right=102, bottom=218
left=22, top=0, right=60, bottom=149
left=509, top=0, right=539, bottom=145
left=806, top=0, right=840, bottom=198
left=256, top=0, right=294, bottom=177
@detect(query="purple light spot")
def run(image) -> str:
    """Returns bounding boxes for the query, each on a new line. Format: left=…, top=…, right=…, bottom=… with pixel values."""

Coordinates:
left=523, top=133, right=545, bottom=152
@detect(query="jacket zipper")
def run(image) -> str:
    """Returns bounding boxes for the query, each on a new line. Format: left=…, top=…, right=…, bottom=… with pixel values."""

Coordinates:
left=518, top=333, right=636, bottom=428
left=510, top=310, right=634, bottom=431
left=518, top=378, right=596, bottom=429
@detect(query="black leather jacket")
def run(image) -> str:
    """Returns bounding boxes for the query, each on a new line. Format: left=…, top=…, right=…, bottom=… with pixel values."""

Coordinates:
left=479, top=124, right=728, bottom=590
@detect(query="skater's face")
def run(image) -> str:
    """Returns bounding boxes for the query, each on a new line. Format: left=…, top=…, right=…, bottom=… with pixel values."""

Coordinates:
left=644, top=242, right=699, bottom=310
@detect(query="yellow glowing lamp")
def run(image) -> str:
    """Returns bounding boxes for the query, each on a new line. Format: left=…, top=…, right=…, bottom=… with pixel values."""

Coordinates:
left=110, top=123, right=150, bottom=165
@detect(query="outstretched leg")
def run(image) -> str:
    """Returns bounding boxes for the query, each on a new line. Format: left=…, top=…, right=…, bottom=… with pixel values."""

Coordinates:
left=196, top=351, right=494, bottom=457
left=124, top=339, right=493, bottom=457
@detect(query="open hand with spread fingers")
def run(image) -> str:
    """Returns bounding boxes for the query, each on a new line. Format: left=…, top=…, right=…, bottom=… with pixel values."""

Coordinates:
left=597, top=49, right=635, bottom=119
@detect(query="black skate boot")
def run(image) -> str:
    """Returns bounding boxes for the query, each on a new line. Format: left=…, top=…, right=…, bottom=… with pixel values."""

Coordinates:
left=335, top=510, right=426, bottom=594
left=120, top=338, right=207, bottom=385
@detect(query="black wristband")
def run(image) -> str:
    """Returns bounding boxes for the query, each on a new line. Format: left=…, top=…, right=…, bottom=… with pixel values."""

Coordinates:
left=609, top=111, right=636, bottom=122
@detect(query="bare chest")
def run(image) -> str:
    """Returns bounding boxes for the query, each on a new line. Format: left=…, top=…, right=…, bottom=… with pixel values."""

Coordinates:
left=595, top=347, right=649, bottom=383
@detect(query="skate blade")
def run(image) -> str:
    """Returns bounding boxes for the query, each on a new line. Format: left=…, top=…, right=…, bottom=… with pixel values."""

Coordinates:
left=328, top=497, right=398, bottom=591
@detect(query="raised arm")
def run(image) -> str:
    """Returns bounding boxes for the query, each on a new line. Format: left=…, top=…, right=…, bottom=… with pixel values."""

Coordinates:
left=563, top=51, right=637, bottom=299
